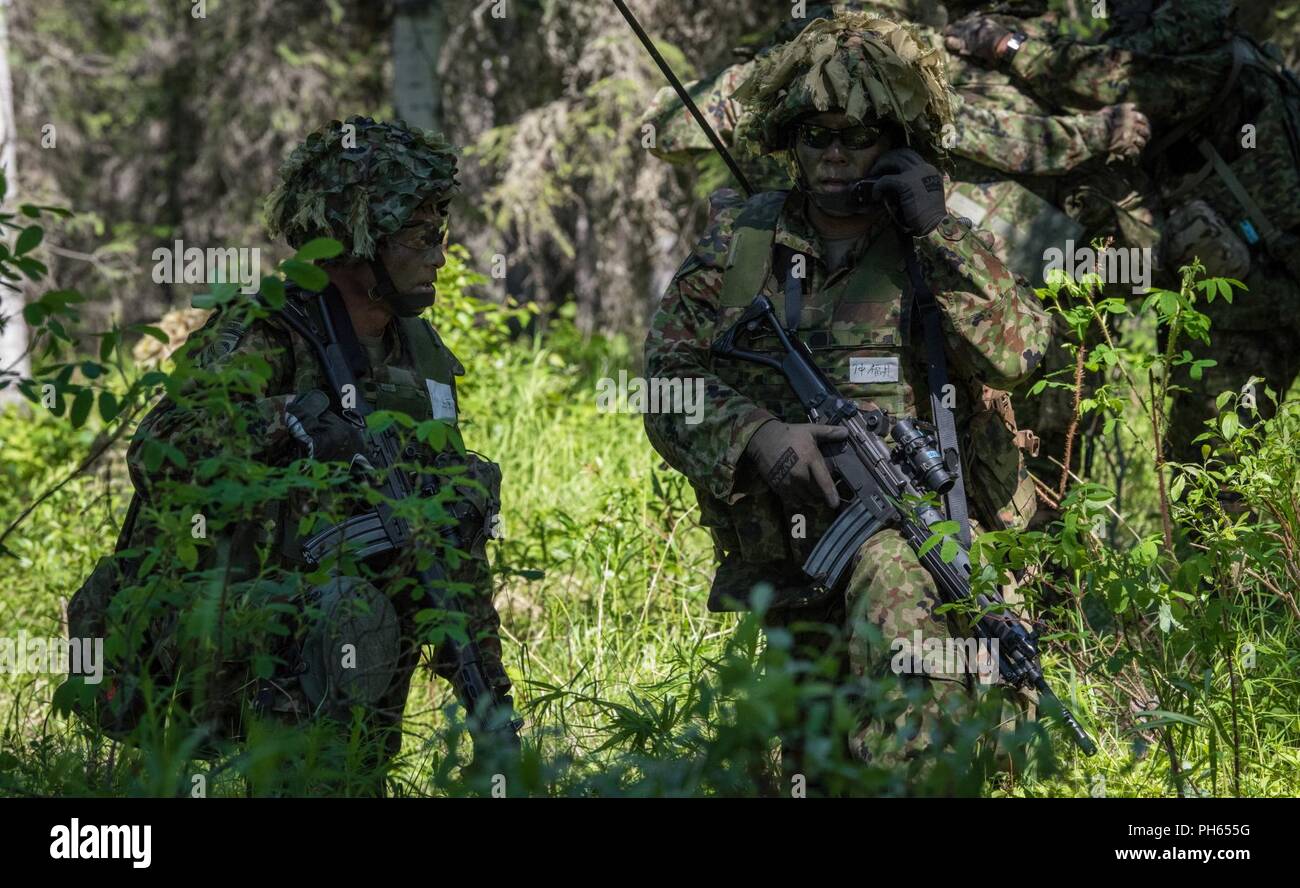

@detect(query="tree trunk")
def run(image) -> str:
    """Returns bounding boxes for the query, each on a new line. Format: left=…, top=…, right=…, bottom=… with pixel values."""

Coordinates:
left=393, top=0, right=444, bottom=133
left=0, top=0, right=29, bottom=404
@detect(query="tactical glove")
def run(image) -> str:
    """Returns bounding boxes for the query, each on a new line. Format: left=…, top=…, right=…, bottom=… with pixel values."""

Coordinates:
left=1101, top=103, right=1151, bottom=161
left=869, top=148, right=948, bottom=237
left=943, top=16, right=1013, bottom=65
left=746, top=419, right=848, bottom=510
left=284, top=389, right=372, bottom=468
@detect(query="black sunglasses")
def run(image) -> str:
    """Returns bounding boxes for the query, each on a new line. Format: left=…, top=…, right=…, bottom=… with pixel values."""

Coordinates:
left=391, top=216, right=449, bottom=250
left=796, top=123, right=884, bottom=150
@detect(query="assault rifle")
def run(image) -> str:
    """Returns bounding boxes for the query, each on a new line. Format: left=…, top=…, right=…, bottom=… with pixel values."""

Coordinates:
left=275, top=292, right=521, bottom=750
left=713, top=294, right=1097, bottom=756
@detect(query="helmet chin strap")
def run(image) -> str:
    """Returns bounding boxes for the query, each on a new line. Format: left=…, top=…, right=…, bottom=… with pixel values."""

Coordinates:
left=368, top=255, right=432, bottom=318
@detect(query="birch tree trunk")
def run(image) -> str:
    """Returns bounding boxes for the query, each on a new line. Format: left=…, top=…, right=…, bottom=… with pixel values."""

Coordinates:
left=0, top=0, right=29, bottom=405
left=392, top=0, right=444, bottom=133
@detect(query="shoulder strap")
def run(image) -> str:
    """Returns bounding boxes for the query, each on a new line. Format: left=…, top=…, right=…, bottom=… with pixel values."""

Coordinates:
left=719, top=192, right=789, bottom=307
left=773, top=244, right=805, bottom=331
left=1148, top=36, right=1248, bottom=159
left=901, top=232, right=972, bottom=548
left=1196, top=138, right=1282, bottom=247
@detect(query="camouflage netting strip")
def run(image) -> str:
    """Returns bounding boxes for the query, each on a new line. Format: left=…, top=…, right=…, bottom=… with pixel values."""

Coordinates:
left=735, top=13, right=955, bottom=155
left=265, top=115, right=459, bottom=259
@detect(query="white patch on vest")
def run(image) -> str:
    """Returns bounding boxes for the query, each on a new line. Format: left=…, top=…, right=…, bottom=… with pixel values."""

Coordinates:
left=426, top=379, right=458, bottom=422
left=849, top=356, right=900, bottom=385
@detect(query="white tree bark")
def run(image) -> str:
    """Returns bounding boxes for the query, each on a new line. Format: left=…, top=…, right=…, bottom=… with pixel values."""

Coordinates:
left=392, top=0, right=444, bottom=133
left=0, top=0, right=29, bottom=405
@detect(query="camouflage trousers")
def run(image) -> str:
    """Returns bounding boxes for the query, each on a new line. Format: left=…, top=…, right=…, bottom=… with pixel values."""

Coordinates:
left=253, top=537, right=512, bottom=764
left=763, top=525, right=1024, bottom=777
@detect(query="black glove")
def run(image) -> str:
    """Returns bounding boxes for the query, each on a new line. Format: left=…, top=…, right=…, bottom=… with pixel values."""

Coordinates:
left=284, top=389, right=371, bottom=467
left=943, top=15, right=1012, bottom=64
left=746, top=420, right=848, bottom=510
left=869, top=148, right=948, bottom=237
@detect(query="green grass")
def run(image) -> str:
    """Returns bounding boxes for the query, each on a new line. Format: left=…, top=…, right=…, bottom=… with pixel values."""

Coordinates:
left=1, top=253, right=1297, bottom=797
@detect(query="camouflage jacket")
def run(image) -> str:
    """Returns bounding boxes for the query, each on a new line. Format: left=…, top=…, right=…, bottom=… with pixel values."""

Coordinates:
left=644, top=189, right=1049, bottom=607
left=1006, top=14, right=1300, bottom=271
left=123, top=288, right=498, bottom=588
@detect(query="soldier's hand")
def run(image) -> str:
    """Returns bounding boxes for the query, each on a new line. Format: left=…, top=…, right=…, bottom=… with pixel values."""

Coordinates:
left=944, top=16, right=1012, bottom=65
left=284, top=389, right=370, bottom=468
left=746, top=420, right=848, bottom=510
left=1101, top=103, right=1151, bottom=161
left=869, top=148, right=947, bottom=237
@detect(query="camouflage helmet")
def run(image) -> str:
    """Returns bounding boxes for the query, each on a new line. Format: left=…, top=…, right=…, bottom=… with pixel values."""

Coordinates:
left=735, top=13, right=955, bottom=157
left=774, top=3, right=917, bottom=44
left=265, top=115, right=459, bottom=260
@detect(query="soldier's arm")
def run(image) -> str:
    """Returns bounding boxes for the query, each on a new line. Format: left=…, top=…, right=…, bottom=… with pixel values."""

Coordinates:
left=643, top=255, right=777, bottom=503
left=126, top=308, right=299, bottom=499
left=920, top=215, right=1051, bottom=390
left=952, top=96, right=1112, bottom=174
left=641, top=60, right=753, bottom=165
left=1007, top=37, right=1229, bottom=126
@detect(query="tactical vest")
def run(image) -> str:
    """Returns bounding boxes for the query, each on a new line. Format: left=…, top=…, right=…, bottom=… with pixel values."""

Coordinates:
left=716, top=192, right=919, bottom=420
left=712, top=192, right=1037, bottom=543
left=1156, top=35, right=1300, bottom=296
left=275, top=294, right=472, bottom=565
left=288, top=296, right=464, bottom=430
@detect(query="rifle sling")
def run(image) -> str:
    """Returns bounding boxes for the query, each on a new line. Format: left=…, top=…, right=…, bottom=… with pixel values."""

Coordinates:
left=900, top=233, right=972, bottom=548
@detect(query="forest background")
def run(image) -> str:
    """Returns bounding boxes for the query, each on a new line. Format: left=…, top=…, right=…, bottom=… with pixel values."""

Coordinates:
left=0, top=0, right=1298, bottom=796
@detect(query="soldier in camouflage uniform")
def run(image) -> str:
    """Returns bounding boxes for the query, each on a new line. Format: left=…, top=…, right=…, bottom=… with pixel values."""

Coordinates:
left=643, top=15, right=1051, bottom=780
left=946, top=0, right=1300, bottom=462
left=68, top=117, right=518, bottom=777
left=642, top=2, right=1150, bottom=500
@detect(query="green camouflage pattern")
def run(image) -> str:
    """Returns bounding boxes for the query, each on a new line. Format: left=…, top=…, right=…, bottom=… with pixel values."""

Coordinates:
left=644, top=187, right=1049, bottom=609
left=997, top=6, right=1300, bottom=461
left=102, top=291, right=508, bottom=746
left=265, top=115, right=459, bottom=259
left=733, top=13, right=956, bottom=157
left=1104, top=0, right=1234, bottom=55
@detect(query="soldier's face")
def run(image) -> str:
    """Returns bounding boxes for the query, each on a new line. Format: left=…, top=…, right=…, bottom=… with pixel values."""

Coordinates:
left=376, top=198, right=449, bottom=307
left=793, top=112, right=893, bottom=194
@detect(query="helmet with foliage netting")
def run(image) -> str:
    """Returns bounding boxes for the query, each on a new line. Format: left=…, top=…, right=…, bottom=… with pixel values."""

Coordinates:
left=736, top=13, right=955, bottom=157
left=265, top=115, right=459, bottom=260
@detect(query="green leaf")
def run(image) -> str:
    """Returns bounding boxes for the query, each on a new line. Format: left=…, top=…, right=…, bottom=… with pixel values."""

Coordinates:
left=1130, top=709, right=1206, bottom=730
left=1220, top=411, right=1239, bottom=440
left=15, top=225, right=43, bottom=255
left=293, top=237, right=344, bottom=262
left=19, top=203, right=72, bottom=219
left=69, top=388, right=93, bottom=428
left=22, top=302, right=46, bottom=325
left=940, top=539, right=958, bottom=563
left=98, top=390, right=120, bottom=422
left=260, top=275, right=286, bottom=309
left=917, top=531, right=945, bottom=559
left=177, top=538, right=198, bottom=570
left=137, top=325, right=169, bottom=344
left=99, top=331, right=118, bottom=362
left=281, top=259, right=328, bottom=292
left=80, top=360, right=102, bottom=379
